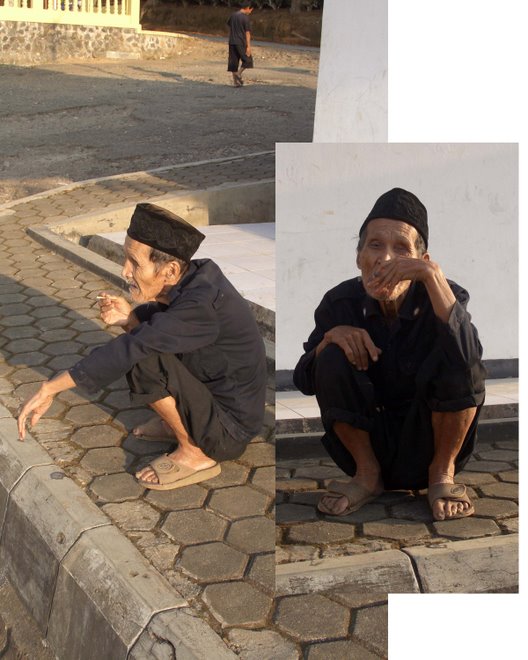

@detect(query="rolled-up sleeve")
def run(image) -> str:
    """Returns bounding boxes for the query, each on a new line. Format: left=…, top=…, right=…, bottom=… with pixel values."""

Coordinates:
left=293, top=294, right=335, bottom=395
left=435, top=286, right=483, bottom=368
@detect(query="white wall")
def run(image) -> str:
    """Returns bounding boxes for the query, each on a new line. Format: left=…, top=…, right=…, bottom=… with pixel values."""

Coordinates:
left=276, top=143, right=518, bottom=370
left=313, top=0, right=388, bottom=142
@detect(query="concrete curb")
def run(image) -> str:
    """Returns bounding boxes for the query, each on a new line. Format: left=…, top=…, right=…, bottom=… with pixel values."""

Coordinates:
left=402, top=535, right=519, bottom=593
left=275, top=535, right=518, bottom=596
left=276, top=550, right=421, bottom=595
left=0, top=151, right=274, bottom=214
left=0, top=417, right=236, bottom=659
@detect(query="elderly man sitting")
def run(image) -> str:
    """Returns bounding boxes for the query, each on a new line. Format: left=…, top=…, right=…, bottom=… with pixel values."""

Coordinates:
left=294, top=188, right=486, bottom=521
left=18, top=204, right=267, bottom=491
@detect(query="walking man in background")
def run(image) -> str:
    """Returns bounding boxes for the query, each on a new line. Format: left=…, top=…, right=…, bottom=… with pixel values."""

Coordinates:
left=227, top=2, right=254, bottom=87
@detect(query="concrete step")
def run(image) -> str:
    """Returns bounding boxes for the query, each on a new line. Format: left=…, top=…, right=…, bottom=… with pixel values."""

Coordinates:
left=276, top=378, right=517, bottom=434
left=276, top=378, right=518, bottom=458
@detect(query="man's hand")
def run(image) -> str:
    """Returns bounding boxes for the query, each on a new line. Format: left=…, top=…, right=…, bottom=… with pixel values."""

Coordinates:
left=17, top=383, right=54, bottom=441
left=18, top=372, right=76, bottom=441
left=317, top=325, right=382, bottom=370
left=367, top=256, right=434, bottom=298
left=98, top=293, right=132, bottom=327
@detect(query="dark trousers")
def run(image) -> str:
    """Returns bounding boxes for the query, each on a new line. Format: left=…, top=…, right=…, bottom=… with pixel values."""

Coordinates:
left=126, top=353, right=248, bottom=462
left=313, top=344, right=486, bottom=490
left=227, top=44, right=254, bottom=72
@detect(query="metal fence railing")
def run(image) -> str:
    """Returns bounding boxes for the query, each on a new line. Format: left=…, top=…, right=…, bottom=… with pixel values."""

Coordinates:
left=0, top=0, right=141, bottom=29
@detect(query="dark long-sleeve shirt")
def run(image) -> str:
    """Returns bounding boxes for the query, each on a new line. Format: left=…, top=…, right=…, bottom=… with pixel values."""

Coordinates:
left=70, top=259, right=267, bottom=441
left=294, top=277, right=485, bottom=409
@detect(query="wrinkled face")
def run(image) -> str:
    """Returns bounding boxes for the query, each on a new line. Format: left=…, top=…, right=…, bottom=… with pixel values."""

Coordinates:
left=121, top=237, right=171, bottom=303
left=357, top=218, right=426, bottom=302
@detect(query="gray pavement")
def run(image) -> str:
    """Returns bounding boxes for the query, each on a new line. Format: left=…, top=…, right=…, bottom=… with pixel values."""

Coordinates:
left=0, top=155, right=387, bottom=658
left=276, top=406, right=518, bottom=594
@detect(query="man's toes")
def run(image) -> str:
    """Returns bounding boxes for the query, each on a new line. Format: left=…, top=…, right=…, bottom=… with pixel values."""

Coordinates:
left=433, top=499, right=446, bottom=520
left=136, top=467, right=158, bottom=484
left=321, top=495, right=348, bottom=515
left=330, top=495, right=349, bottom=515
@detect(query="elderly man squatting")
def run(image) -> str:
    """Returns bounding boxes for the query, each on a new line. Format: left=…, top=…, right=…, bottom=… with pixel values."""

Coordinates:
left=293, top=188, right=486, bottom=521
left=18, top=204, right=267, bottom=491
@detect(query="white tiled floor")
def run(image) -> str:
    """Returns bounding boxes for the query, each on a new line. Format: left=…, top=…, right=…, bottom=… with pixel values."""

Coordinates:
left=276, top=378, right=518, bottom=420
left=98, top=223, right=275, bottom=311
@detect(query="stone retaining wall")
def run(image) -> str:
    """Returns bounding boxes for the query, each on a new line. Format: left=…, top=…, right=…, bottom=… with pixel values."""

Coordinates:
left=0, top=21, right=189, bottom=65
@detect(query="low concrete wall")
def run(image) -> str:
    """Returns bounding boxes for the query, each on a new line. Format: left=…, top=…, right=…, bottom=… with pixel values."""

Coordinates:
left=0, top=21, right=190, bottom=65
left=45, top=180, right=274, bottom=243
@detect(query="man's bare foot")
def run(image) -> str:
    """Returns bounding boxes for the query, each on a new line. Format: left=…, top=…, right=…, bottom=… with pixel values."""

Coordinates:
left=428, top=469, right=473, bottom=520
left=136, top=447, right=216, bottom=485
left=133, top=417, right=175, bottom=439
left=318, top=473, right=384, bottom=515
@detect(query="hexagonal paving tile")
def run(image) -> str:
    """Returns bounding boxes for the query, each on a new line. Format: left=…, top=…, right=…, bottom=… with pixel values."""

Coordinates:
left=287, top=521, right=357, bottom=545
left=247, top=553, right=274, bottom=592
left=363, top=518, right=430, bottom=543
left=307, top=640, right=380, bottom=660
left=201, top=461, right=250, bottom=488
left=0, top=303, right=32, bottom=316
left=146, top=485, right=207, bottom=511
left=227, top=517, right=275, bottom=553
left=479, top=482, right=518, bottom=499
left=80, top=447, right=129, bottom=474
left=498, top=470, right=518, bottom=484
left=178, top=542, right=248, bottom=582
left=102, top=500, right=161, bottom=531
left=71, top=425, right=124, bottom=449
left=39, top=329, right=78, bottom=343
left=65, top=403, right=113, bottom=426
left=432, top=517, right=501, bottom=539
left=48, top=355, right=81, bottom=370
left=227, top=628, right=299, bottom=660
left=10, top=351, right=49, bottom=367
left=476, top=449, right=518, bottom=462
left=464, top=460, right=513, bottom=473
left=473, top=497, right=518, bottom=518
left=203, top=581, right=272, bottom=627
left=35, top=317, right=72, bottom=331
left=353, top=604, right=388, bottom=658
left=4, top=338, right=44, bottom=354
left=277, top=503, right=319, bottom=524
left=2, top=326, right=39, bottom=340
left=42, top=341, right=83, bottom=356
left=76, top=330, right=112, bottom=346
left=31, top=305, right=67, bottom=319
left=390, top=499, right=431, bottom=522
left=250, top=466, right=274, bottom=495
left=162, top=508, right=227, bottom=545
left=90, top=473, right=144, bottom=502
left=208, top=485, right=270, bottom=519
left=236, top=443, right=275, bottom=467
left=274, top=594, right=350, bottom=642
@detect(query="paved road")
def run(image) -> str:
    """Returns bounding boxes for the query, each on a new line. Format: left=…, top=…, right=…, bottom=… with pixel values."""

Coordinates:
left=0, top=36, right=318, bottom=204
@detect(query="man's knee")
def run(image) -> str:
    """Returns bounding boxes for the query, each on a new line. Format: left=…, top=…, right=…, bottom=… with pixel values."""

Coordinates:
left=314, top=343, right=349, bottom=376
left=423, top=360, right=486, bottom=412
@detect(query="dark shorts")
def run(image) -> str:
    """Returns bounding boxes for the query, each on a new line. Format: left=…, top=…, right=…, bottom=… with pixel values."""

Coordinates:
left=126, top=353, right=248, bottom=463
left=313, top=344, right=486, bottom=490
left=228, top=44, right=254, bottom=72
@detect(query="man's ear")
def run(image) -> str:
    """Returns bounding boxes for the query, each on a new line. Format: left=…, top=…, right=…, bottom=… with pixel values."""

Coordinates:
left=423, top=252, right=430, bottom=262
left=164, top=261, right=182, bottom=283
